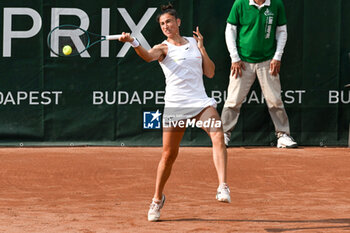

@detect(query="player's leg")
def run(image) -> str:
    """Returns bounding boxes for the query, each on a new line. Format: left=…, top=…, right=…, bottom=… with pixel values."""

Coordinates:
left=221, top=62, right=257, bottom=145
left=195, top=106, right=230, bottom=202
left=153, top=126, right=185, bottom=200
left=148, top=125, right=185, bottom=222
left=256, top=60, right=297, bottom=148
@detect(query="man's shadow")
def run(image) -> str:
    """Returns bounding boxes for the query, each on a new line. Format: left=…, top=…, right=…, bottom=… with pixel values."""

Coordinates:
left=160, top=218, right=350, bottom=232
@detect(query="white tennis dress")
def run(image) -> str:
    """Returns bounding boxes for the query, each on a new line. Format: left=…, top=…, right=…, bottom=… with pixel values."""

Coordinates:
left=159, top=37, right=216, bottom=122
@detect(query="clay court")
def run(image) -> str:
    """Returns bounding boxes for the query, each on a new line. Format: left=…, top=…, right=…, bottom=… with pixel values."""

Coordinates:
left=0, top=146, right=350, bottom=233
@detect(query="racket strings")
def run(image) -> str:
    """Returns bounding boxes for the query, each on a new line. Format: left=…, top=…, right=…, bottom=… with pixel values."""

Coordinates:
left=48, top=25, right=91, bottom=57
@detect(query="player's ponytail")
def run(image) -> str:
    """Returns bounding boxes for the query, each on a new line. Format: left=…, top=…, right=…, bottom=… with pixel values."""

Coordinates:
left=156, top=3, right=179, bottom=22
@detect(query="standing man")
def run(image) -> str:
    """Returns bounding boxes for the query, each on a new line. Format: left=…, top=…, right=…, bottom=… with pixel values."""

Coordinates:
left=222, top=0, right=298, bottom=148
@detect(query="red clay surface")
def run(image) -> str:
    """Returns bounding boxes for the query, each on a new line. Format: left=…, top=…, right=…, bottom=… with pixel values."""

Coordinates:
left=0, top=147, right=350, bottom=232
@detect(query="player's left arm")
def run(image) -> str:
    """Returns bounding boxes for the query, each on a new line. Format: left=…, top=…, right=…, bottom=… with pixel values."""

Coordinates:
left=193, top=26, right=215, bottom=78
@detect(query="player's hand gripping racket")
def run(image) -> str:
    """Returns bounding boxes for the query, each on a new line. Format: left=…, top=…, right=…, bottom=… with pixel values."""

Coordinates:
left=47, top=24, right=121, bottom=57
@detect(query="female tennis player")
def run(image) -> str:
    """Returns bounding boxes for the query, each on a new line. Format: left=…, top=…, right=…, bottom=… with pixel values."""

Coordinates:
left=118, top=3, right=230, bottom=222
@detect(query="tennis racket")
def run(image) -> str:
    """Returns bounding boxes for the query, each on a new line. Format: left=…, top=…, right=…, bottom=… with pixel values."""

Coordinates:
left=47, top=24, right=122, bottom=57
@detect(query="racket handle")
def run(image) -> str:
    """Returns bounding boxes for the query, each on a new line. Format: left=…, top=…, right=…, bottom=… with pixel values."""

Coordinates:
left=106, top=35, right=122, bottom=40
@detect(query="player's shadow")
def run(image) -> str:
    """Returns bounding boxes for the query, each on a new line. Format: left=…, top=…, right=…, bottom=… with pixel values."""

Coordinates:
left=160, top=218, right=350, bottom=232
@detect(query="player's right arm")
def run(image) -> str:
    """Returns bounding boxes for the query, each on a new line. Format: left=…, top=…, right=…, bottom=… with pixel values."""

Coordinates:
left=135, top=44, right=167, bottom=63
left=118, top=32, right=167, bottom=62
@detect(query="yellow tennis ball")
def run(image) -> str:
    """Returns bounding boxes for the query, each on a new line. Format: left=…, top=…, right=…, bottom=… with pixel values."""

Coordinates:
left=62, top=45, right=72, bottom=55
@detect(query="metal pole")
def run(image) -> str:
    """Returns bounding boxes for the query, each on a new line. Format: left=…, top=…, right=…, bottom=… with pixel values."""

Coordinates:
left=346, top=83, right=350, bottom=147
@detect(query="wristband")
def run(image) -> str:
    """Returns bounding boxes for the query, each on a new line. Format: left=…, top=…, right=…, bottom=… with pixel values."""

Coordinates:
left=129, top=37, right=140, bottom=48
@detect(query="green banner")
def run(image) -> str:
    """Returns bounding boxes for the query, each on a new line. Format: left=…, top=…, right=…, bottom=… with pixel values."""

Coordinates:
left=0, top=0, right=348, bottom=146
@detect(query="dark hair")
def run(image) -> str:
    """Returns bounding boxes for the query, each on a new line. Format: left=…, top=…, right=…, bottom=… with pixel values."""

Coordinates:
left=156, top=3, right=178, bottom=22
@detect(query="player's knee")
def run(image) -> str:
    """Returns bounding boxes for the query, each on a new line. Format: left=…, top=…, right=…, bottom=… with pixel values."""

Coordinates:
left=210, top=131, right=225, bottom=147
left=161, top=148, right=178, bottom=165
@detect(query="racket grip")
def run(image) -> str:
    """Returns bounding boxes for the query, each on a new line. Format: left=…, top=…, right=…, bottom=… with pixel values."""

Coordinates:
left=106, top=35, right=122, bottom=40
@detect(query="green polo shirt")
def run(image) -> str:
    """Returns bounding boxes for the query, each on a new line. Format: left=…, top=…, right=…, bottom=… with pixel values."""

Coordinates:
left=227, top=0, right=287, bottom=63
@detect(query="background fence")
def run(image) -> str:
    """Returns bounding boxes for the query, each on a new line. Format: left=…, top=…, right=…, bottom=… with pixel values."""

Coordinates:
left=0, top=0, right=349, bottom=146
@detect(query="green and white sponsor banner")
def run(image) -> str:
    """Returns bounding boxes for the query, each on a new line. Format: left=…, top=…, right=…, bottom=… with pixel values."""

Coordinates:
left=0, top=0, right=349, bottom=146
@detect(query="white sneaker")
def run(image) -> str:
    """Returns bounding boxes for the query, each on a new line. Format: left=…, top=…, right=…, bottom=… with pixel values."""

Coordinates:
left=216, top=183, right=231, bottom=203
left=224, top=132, right=231, bottom=147
left=277, top=133, right=298, bottom=148
left=148, top=194, right=165, bottom=222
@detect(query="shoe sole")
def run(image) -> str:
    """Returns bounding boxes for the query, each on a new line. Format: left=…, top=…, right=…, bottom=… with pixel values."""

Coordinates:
left=277, top=144, right=298, bottom=148
left=148, top=217, right=160, bottom=222
left=217, top=198, right=231, bottom=203
left=216, top=195, right=231, bottom=203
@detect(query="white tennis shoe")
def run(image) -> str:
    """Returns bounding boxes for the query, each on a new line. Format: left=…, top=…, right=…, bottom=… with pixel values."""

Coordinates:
left=148, top=194, right=166, bottom=222
left=216, top=183, right=231, bottom=203
left=277, top=133, right=298, bottom=148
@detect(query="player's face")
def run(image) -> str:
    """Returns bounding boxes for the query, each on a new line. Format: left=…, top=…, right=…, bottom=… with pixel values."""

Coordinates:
left=159, top=13, right=180, bottom=38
